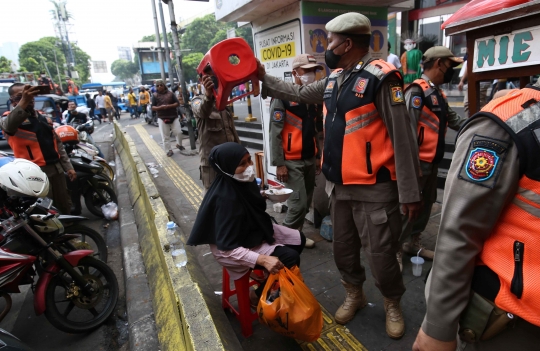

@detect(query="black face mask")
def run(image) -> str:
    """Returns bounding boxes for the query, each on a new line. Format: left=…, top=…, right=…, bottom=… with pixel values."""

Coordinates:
left=442, top=66, right=454, bottom=84
left=325, top=40, right=347, bottom=69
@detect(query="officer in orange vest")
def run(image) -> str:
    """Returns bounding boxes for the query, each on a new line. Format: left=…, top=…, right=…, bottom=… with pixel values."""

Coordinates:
left=413, top=81, right=540, bottom=350
left=1, top=84, right=76, bottom=214
left=259, top=12, right=421, bottom=338
left=269, top=54, right=323, bottom=249
left=66, top=77, right=78, bottom=96
left=398, top=47, right=467, bottom=268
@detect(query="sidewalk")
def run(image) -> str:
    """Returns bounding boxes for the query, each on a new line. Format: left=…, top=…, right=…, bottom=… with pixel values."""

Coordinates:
left=121, top=119, right=440, bottom=351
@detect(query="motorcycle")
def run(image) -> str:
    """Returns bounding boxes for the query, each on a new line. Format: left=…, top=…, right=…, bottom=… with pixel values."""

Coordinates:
left=0, top=194, right=118, bottom=334
left=0, top=328, right=33, bottom=350
left=68, top=156, right=117, bottom=218
left=145, top=106, right=158, bottom=127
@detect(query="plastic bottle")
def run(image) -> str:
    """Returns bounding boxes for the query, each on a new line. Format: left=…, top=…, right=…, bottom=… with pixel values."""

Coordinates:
left=166, top=221, right=187, bottom=267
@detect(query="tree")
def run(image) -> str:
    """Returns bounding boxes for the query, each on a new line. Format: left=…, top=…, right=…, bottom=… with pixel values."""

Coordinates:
left=141, top=32, right=174, bottom=46
left=0, top=56, right=13, bottom=72
left=182, top=53, right=204, bottom=83
left=182, top=14, right=228, bottom=54
left=209, top=29, right=228, bottom=49
left=236, top=26, right=254, bottom=50
left=111, top=59, right=139, bottom=81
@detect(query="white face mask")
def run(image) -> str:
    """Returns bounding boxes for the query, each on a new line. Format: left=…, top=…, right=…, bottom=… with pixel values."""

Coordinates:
left=233, top=165, right=255, bottom=182
left=298, top=72, right=316, bottom=85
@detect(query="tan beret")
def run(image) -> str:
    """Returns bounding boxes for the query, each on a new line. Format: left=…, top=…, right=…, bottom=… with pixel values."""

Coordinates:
left=423, top=46, right=464, bottom=67
left=325, top=12, right=371, bottom=36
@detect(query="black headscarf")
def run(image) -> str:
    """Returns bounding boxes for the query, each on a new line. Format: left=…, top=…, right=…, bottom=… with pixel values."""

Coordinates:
left=187, top=142, right=274, bottom=251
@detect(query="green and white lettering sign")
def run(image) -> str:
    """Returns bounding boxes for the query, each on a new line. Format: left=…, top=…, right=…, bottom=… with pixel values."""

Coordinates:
left=473, top=26, right=539, bottom=73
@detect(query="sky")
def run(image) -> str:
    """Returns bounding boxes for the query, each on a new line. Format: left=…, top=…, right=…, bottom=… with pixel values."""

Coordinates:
left=3, top=0, right=215, bottom=80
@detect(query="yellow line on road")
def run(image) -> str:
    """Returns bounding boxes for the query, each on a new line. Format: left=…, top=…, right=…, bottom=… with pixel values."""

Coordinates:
left=448, top=101, right=463, bottom=107
left=134, top=124, right=203, bottom=210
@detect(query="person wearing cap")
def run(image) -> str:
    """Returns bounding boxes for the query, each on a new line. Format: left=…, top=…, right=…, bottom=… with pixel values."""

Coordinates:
left=257, top=12, right=421, bottom=339
left=192, top=66, right=240, bottom=192
left=397, top=46, right=467, bottom=269
left=412, top=70, right=540, bottom=351
left=269, top=54, right=324, bottom=249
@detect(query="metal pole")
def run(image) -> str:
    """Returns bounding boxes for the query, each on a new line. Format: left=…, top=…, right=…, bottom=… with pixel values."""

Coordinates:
left=52, top=50, right=63, bottom=89
left=151, top=0, right=166, bottom=82
left=167, top=0, right=196, bottom=150
left=158, top=0, right=174, bottom=88
left=245, top=82, right=256, bottom=122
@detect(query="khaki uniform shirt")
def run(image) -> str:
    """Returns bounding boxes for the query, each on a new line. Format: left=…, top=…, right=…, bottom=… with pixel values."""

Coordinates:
left=262, top=53, right=421, bottom=204
left=1, top=106, right=73, bottom=177
left=192, top=95, right=240, bottom=167
left=405, top=74, right=467, bottom=176
left=422, top=115, right=520, bottom=341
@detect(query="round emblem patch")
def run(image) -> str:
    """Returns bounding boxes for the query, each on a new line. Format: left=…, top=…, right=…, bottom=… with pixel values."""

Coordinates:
left=466, top=148, right=499, bottom=181
left=412, top=96, right=422, bottom=109
left=273, top=110, right=283, bottom=122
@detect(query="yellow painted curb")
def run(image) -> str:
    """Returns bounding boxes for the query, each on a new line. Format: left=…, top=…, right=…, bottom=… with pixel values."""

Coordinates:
left=113, top=122, right=235, bottom=351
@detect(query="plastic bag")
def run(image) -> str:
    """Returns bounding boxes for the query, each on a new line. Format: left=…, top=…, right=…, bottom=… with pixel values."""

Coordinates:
left=258, top=266, right=322, bottom=342
left=101, top=202, right=118, bottom=220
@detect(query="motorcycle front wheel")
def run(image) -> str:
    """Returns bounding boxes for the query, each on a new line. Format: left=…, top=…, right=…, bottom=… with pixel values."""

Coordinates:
left=84, top=184, right=118, bottom=218
left=44, top=256, right=119, bottom=333
left=95, top=160, right=115, bottom=181
left=62, top=224, right=108, bottom=262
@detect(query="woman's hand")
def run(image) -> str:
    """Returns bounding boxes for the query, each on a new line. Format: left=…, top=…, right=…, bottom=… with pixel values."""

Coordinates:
left=256, top=255, right=284, bottom=274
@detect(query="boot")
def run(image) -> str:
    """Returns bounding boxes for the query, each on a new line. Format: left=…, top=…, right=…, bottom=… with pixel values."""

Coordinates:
left=384, top=297, right=405, bottom=339
left=396, top=250, right=403, bottom=273
left=335, top=280, right=367, bottom=324
left=402, top=233, right=434, bottom=260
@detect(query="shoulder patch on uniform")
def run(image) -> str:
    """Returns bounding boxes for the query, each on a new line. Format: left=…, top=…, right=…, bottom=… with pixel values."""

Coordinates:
left=289, top=101, right=299, bottom=107
left=352, top=78, right=369, bottom=94
left=272, top=109, right=284, bottom=122
left=325, top=80, right=336, bottom=93
left=192, top=99, right=201, bottom=106
left=431, top=95, right=439, bottom=106
left=411, top=96, right=422, bottom=109
left=389, top=81, right=404, bottom=105
left=458, top=134, right=510, bottom=189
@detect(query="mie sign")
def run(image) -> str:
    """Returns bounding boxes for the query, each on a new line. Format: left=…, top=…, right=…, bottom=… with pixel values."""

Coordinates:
left=473, top=26, right=540, bottom=73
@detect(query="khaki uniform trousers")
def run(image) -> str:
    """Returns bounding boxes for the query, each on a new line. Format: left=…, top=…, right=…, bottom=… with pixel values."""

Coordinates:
left=331, top=192, right=405, bottom=300
left=201, top=165, right=217, bottom=193
left=42, top=163, right=72, bottom=215
left=400, top=167, right=438, bottom=244
left=282, top=158, right=316, bottom=230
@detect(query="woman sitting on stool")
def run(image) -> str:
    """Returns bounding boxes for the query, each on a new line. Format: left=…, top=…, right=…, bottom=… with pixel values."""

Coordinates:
left=188, top=142, right=305, bottom=303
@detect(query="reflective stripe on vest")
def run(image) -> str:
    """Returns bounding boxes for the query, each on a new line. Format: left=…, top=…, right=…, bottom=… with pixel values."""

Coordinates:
left=322, top=60, right=398, bottom=185
left=407, top=78, right=447, bottom=164
left=6, top=115, right=60, bottom=166
left=474, top=87, right=540, bottom=327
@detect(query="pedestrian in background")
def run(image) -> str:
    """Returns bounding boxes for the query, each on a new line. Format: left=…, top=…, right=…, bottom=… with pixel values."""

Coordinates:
left=95, top=90, right=106, bottom=123
left=269, top=54, right=323, bottom=249
left=151, top=79, right=183, bottom=157
left=139, top=86, right=151, bottom=118
left=258, top=12, right=421, bottom=339
left=105, top=92, right=115, bottom=123
left=387, top=42, right=401, bottom=70
left=127, top=88, right=139, bottom=118
left=111, top=92, right=121, bottom=120
left=85, top=93, right=100, bottom=124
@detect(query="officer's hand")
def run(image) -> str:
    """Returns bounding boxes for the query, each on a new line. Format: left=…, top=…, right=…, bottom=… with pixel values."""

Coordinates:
left=256, top=58, right=266, bottom=79
left=412, top=329, right=456, bottom=351
left=401, top=201, right=422, bottom=222
left=18, top=85, right=41, bottom=110
left=67, top=169, right=77, bottom=182
left=315, top=158, right=322, bottom=175
left=202, top=75, right=214, bottom=98
left=276, top=165, right=288, bottom=183
left=458, top=81, right=464, bottom=91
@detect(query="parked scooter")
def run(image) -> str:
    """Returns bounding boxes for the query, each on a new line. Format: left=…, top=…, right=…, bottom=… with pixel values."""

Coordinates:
left=0, top=160, right=118, bottom=334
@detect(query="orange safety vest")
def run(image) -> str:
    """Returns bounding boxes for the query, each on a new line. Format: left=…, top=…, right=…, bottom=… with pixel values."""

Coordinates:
left=470, top=85, right=540, bottom=327
left=406, top=78, right=448, bottom=164
left=67, top=80, right=78, bottom=95
left=322, top=60, right=400, bottom=185
left=279, top=101, right=318, bottom=160
left=6, top=112, right=60, bottom=167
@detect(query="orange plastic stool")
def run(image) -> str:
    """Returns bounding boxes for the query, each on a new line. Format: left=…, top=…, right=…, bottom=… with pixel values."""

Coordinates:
left=197, top=37, right=260, bottom=111
left=222, top=267, right=264, bottom=337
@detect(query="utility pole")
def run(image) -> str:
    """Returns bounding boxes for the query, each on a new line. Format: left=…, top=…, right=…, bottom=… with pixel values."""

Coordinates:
left=151, top=0, right=166, bottom=82
left=157, top=0, right=175, bottom=88
left=165, top=0, right=196, bottom=151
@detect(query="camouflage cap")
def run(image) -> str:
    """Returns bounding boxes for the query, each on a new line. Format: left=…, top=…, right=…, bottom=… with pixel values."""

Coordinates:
left=325, top=12, right=371, bottom=36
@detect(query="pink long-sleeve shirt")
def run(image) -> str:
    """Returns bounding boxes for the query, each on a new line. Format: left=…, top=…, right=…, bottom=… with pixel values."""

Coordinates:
left=210, top=224, right=301, bottom=280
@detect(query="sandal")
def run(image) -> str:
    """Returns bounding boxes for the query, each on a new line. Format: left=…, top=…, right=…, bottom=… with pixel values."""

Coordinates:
left=176, top=144, right=185, bottom=151
left=166, top=150, right=173, bottom=157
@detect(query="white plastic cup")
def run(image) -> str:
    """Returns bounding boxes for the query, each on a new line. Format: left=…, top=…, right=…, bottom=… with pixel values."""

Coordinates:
left=411, top=256, right=425, bottom=277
